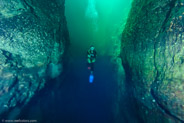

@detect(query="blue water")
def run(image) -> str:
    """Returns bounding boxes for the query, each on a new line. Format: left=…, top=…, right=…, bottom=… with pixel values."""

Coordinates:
left=18, top=55, right=117, bottom=123
left=56, top=56, right=116, bottom=123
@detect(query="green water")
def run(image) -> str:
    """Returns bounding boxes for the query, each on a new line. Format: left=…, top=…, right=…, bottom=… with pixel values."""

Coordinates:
left=65, top=0, right=133, bottom=56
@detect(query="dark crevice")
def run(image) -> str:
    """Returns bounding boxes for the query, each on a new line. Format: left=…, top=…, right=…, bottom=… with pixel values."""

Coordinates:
left=8, top=76, right=19, bottom=91
left=1, top=50, right=13, bottom=64
left=161, top=0, right=177, bottom=33
left=22, top=0, right=38, bottom=18
left=122, top=62, right=145, bottom=123
left=152, top=37, right=159, bottom=88
left=152, top=0, right=177, bottom=89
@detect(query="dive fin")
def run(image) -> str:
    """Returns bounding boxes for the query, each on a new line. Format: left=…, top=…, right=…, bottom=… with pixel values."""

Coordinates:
left=89, top=74, right=94, bottom=83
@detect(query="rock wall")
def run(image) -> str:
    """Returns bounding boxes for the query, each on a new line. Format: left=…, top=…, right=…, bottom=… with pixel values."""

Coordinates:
left=0, top=0, right=69, bottom=118
left=121, top=0, right=184, bottom=122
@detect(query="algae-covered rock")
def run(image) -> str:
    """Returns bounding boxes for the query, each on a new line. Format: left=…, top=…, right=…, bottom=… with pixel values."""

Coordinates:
left=0, top=0, right=69, bottom=117
left=120, top=0, right=184, bottom=122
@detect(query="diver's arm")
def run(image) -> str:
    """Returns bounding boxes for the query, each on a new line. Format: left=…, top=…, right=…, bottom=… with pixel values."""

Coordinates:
left=87, top=50, right=91, bottom=58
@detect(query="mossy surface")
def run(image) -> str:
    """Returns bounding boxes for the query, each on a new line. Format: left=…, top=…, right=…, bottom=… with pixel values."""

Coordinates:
left=121, top=0, right=184, bottom=122
left=0, top=0, right=69, bottom=118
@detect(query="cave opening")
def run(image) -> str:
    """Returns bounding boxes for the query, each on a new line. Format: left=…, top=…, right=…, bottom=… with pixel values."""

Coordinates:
left=60, top=0, right=133, bottom=123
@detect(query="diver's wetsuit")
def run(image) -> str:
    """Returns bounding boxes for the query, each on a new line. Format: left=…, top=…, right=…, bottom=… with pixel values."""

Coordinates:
left=87, top=48, right=97, bottom=72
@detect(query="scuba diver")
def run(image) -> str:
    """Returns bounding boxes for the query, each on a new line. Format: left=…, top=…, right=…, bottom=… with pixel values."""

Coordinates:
left=87, top=46, right=97, bottom=83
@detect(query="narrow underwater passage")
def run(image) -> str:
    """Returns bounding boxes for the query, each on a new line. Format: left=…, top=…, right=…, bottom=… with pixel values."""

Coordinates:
left=51, top=0, right=133, bottom=122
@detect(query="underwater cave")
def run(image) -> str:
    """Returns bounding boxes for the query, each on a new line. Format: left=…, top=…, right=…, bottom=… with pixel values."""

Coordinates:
left=0, top=0, right=184, bottom=123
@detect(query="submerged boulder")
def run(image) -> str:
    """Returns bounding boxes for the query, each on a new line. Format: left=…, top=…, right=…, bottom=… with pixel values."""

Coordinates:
left=121, top=0, right=184, bottom=122
left=0, top=0, right=69, bottom=117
